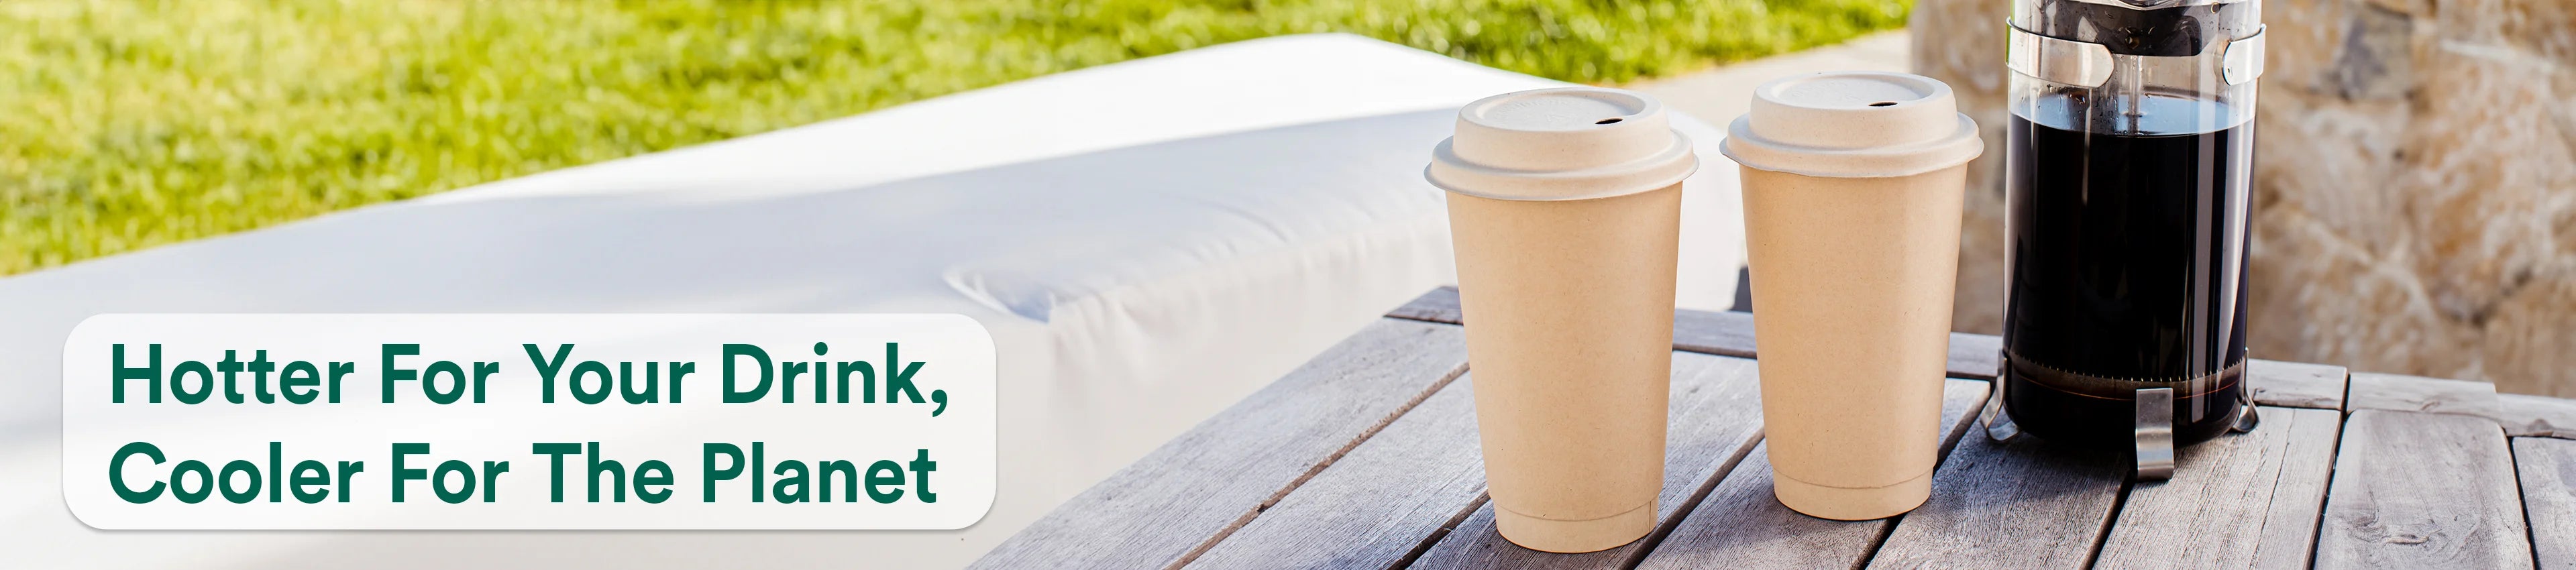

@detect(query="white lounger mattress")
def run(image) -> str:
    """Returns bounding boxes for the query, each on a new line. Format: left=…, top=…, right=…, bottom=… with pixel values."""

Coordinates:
left=0, top=33, right=1743, bottom=568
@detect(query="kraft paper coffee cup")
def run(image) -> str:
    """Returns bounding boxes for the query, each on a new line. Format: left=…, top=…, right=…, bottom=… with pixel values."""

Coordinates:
left=1426, top=87, right=1698, bottom=553
left=1720, top=72, right=1982, bottom=520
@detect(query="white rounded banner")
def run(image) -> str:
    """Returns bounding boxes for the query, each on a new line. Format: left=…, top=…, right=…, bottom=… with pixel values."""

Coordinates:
left=61, top=313, right=997, bottom=530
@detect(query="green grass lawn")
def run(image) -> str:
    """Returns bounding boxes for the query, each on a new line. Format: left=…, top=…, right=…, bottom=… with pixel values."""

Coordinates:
left=0, top=0, right=1909, bottom=275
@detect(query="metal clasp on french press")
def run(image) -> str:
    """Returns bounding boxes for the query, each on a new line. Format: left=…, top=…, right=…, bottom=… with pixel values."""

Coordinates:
left=2135, top=384, right=2261, bottom=481
left=1980, top=350, right=2021, bottom=443
left=2133, top=387, right=2176, bottom=479
left=1982, top=351, right=2262, bottom=481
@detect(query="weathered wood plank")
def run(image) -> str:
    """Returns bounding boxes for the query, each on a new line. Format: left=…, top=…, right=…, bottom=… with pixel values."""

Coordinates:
left=1406, top=353, right=1766, bottom=570
left=2314, top=410, right=2532, bottom=569
left=1633, top=378, right=1991, bottom=570
left=1943, top=333, right=2002, bottom=382
left=1183, top=369, right=1489, bottom=569
left=2502, top=394, right=2576, bottom=439
left=2094, top=406, right=2342, bottom=570
left=2247, top=359, right=2348, bottom=410
left=1384, top=285, right=1465, bottom=325
left=1190, top=352, right=1743, bottom=569
left=1670, top=309, right=2014, bottom=382
left=1864, top=410, right=2129, bottom=569
left=1387, top=286, right=1762, bottom=361
left=1670, top=307, right=1759, bottom=361
left=972, top=319, right=1471, bottom=569
left=2515, top=437, right=2576, bottom=570
left=1385, top=286, right=2000, bottom=380
left=2347, top=372, right=2502, bottom=422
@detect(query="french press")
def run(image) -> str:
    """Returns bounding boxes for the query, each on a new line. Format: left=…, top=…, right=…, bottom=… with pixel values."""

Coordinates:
left=1980, top=0, right=2266, bottom=479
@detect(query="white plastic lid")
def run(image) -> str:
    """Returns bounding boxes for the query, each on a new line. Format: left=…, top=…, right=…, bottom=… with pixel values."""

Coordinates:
left=1720, top=72, right=1984, bottom=178
left=1426, top=87, right=1700, bottom=201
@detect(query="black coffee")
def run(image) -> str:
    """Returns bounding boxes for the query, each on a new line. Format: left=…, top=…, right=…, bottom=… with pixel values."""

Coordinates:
left=2002, top=92, right=2251, bottom=447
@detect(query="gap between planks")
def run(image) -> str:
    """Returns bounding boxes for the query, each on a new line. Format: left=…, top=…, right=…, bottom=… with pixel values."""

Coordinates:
left=1633, top=379, right=1992, bottom=570
left=1184, top=361, right=1500, bottom=569
left=1862, top=394, right=2126, bottom=569
left=2511, top=437, right=2576, bottom=569
left=1400, top=353, right=1771, bottom=570
left=1163, top=357, right=1473, bottom=570
left=2093, top=406, right=2345, bottom=569
left=1393, top=494, right=1493, bottom=570
left=2316, top=410, right=2534, bottom=569
left=971, top=319, right=1475, bottom=569
left=2084, top=477, right=2141, bottom=569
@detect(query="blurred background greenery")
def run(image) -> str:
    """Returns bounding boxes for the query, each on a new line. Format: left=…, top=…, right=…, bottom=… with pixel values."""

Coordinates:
left=0, top=0, right=1909, bottom=275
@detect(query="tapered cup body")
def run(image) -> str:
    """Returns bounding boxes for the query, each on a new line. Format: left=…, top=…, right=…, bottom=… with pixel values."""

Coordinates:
left=1447, top=184, right=1681, bottom=552
left=1738, top=166, right=1966, bottom=520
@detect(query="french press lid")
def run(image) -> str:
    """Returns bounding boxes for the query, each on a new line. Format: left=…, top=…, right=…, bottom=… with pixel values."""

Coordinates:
left=2008, top=0, right=2266, bottom=89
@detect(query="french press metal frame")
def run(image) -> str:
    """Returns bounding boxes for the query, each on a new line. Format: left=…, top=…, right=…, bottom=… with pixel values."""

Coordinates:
left=1979, top=9, right=2269, bottom=481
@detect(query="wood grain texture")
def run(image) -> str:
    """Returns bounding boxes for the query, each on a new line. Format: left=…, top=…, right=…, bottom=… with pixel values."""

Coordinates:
left=2247, top=359, right=2348, bottom=410
left=2094, top=406, right=2342, bottom=570
left=1385, top=286, right=2000, bottom=380
left=972, top=319, right=1471, bottom=569
left=2347, top=372, right=2502, bottom=422
left=1384, top=286, right=1465, bottom=325
left=1864, top=411, right=2129, bottom=569
left=992, top=288, right=2576, bottom=569
left=1944, top=334, right=2002, bottom=382
left=1387, top=286, right=1760, bottom=361
left=2503, top=394, right=2576, bottom=439
left=2315, top=410, right=2533, bottom=570
left=2516, top=437, right=2576, bottom=570
left=1634, top=379, right=1992, bottom=570
left=1184, top=368, right=1491, bottom=569
left=1405, top=353, right=1766, bottom=570
left=1670, top=307, right=1759, bottom=361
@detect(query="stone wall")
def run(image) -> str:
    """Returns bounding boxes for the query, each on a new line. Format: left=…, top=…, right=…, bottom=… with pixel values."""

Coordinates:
left=1911, top=0, right=2576, bottom=396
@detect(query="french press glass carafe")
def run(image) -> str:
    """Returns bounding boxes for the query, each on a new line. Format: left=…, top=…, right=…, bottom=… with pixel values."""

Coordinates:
left=1982, top=0, right=2266, bottom=479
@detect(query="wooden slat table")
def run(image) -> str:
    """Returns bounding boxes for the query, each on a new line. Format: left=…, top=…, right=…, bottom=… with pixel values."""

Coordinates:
left=975, top=287, right=2576, bottom=569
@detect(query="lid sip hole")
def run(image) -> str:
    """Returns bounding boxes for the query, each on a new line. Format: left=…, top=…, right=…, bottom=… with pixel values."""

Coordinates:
left=1868, top=101, right=1898, bottom=107
left=1595, top=117, right=1623, bottom=125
